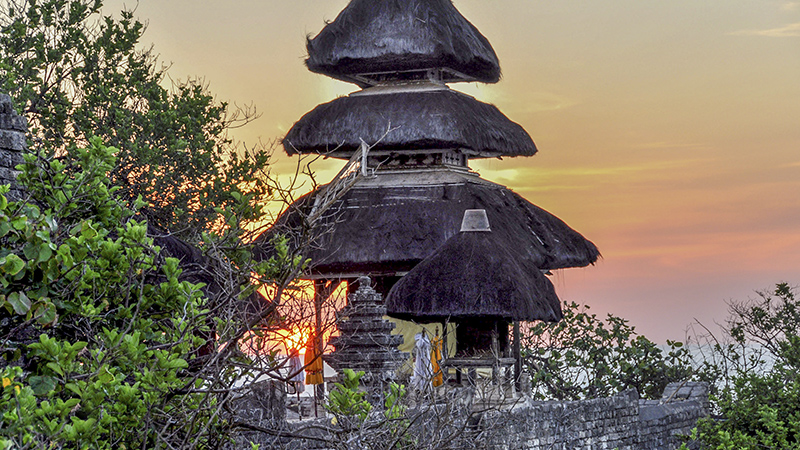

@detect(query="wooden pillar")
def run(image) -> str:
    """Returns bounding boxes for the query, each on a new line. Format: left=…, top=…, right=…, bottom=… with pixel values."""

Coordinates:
left=313, top=279, right=338, bottom=398
left=513, top=321, right=521, bottom=391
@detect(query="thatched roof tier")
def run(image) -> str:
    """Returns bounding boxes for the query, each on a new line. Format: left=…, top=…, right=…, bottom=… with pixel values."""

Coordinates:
left=305, top=0, right=501, bottom=85
left=283, top=88, right=536, bottom=158
left=384, top=230, right=563, bottom=322
left=252, top=171, right=599, bottom=277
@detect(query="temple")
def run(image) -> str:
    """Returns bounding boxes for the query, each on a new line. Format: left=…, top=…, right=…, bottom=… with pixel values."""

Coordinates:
left=254, top=0, right=599, bottom=390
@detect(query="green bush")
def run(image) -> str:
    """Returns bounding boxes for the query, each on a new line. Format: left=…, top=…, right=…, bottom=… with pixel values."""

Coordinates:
left=683, top=283, right=800, bottom=449
left=0, top=139, right=225, bottom=449
left=522, top=301, right=693, bottom=400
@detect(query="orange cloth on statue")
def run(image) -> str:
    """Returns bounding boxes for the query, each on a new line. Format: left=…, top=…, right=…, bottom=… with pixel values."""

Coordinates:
left=431, top=335, right=444, bottom=387
left=304, top=334, right=324, bottom=385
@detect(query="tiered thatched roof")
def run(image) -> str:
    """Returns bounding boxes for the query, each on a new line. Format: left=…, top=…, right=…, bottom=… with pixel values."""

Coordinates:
left=384, top=230, right=563, bottom=322
left=253, top=172, right=599, bottom=277
left=305, top=0, right=500, bottom=84
left=283, top=88, right=536, bottom=158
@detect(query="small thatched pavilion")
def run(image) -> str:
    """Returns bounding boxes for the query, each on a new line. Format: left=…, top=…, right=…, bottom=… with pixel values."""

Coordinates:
left=254, top=0, right=599, bottom=388
left=385, top=209, right=563, bottom=384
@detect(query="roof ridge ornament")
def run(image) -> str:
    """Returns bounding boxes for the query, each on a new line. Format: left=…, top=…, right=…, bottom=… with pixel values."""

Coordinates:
left=460, top=209, right=491, bottom=232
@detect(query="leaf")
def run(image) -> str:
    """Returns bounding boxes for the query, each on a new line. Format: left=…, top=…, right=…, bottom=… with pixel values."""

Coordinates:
left=38, top=243, right=53, bottom=262
left=64, top=383, right=82, bottom=397
left=2, top=254, right=26, bottom=276
left=98, top=366, right=114, bottom=384
left=34, top=301, right=57, bottom=325
left=29, top=375, right=58, bottom=396
left=80, top=221, right=97, bottom=239
left=7, top=291, right=31, bottom=315
left=46, top=362, right=65, bottom=377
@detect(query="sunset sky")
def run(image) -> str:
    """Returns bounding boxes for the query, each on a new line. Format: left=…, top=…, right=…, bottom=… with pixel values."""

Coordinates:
left=106, top=0, right=800, bottom=342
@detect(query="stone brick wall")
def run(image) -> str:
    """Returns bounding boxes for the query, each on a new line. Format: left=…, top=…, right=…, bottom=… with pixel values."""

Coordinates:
left=482, top=382, right=708, bottom=450
left=638, top=382, right=709, bottom=450
left=638, top=400, right=703, bottom=450
left=483, top=389, right=641, bottom=450
left=0, top=93, right=27, bottom=200
left=233, top=381, right=707, bottom=449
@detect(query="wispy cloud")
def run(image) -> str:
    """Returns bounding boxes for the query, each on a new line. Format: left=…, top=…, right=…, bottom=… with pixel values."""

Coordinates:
left=634, top=141, right=708, bottom=151
left=519, top=92, right=579, bottom=114
left=781, top=2, right=800, bottom=11
left=461, top=86, right=579, bottom=114
left=474, top=158, right=714, bottom=186
left=730, top=22, right=800, bottom=37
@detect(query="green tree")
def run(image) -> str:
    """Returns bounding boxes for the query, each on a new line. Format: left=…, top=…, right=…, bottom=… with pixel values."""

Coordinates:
left=0, top=139, right=222, bottom=448
left=0, top=138, right=309, bottom=449
left=0, top=0, right=270, bottom=240
left=683, top=283, right=800, bottom=449
left=521, top=301, right=693, bottom=400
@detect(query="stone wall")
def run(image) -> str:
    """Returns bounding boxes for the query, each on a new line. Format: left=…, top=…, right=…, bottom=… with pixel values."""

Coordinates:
left=638, top=382, right=709, bottom=450
left=233, top=381, right=708, bottom=449
left=0, top=93, right=27, bottom=200
left=482, top=382, right=707, bottom=450
left=483, top=389, right=641, bottom=450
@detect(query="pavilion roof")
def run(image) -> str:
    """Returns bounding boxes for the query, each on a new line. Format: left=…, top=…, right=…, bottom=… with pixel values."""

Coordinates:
left=253, top=172, right=599, bottom=277
left=384, top=227, right=563, bottom=322
left=305, top=0, right=501, bottom=85
left=283, top=88, right=536, bottom=158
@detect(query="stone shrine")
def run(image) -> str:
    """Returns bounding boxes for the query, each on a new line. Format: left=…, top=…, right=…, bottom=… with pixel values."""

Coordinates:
left=324, top=277, right=407, bottom=395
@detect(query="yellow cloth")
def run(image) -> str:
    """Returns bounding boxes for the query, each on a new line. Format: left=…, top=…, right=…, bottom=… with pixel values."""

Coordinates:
left=387, top=318, right=456, bottom=377
left=304, top=334, right=324, bottom=385
left=431, top=336, right=444, bottom=387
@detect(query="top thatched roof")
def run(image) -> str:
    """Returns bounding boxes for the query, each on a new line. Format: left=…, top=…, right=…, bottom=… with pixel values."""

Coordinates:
left=283, top=87, right=536, bottom=158
left=384, top=229, right=563, bottom=322
left=305, top=0, right=501, bottom=84
left=252, top=170, right=599, bottom=277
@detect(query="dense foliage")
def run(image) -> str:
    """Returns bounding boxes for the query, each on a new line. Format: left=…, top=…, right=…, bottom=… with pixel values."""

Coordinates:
left=0, top=137, right=312, bottom=449
left=0, top=0, right=270, bottom=240
left=2, top=3, right=797, bottom=449
left=0, top=140, right=226, bottom=448
left=521, top=301, right=693, bottom=400
left=682, top=283, right=800, bottom=449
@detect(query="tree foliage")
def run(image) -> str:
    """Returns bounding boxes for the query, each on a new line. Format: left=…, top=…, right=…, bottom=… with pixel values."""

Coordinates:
left=0, top=138, right=311, bottom=449
left=521, top=301, right=693, bottom=400
left=0, top=139, right=222, bottom=448
left=0, top=0, right=270, bottom=240
left=683, top=283, right=800, bottom=449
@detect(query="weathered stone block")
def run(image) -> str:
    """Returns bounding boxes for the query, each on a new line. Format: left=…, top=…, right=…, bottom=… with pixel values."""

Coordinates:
left=232, top=379, right=286, bottom=426
left=0, top=114, right=27, bottom=132
left=0, top=129, right=26, bottom=152
left=0, top=94, right=13, bottom=114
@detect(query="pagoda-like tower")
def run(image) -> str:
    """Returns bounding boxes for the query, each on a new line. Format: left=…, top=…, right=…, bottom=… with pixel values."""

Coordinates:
left=255, top=0, right=599, bottom=376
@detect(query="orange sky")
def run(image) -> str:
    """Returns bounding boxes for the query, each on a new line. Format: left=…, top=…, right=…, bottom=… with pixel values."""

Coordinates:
left=106, top=0, right=800, bottom=342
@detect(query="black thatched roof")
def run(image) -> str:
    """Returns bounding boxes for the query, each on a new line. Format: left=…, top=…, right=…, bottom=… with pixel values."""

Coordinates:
left=384, top=231, right=562, bottom=322
left=305, top=0, right=501, bottom=84
left=252, top=173, right=599, bottom=277
left=283, top=88, right=536, bottom=158
left=148, top=226, right=216, bottom=288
